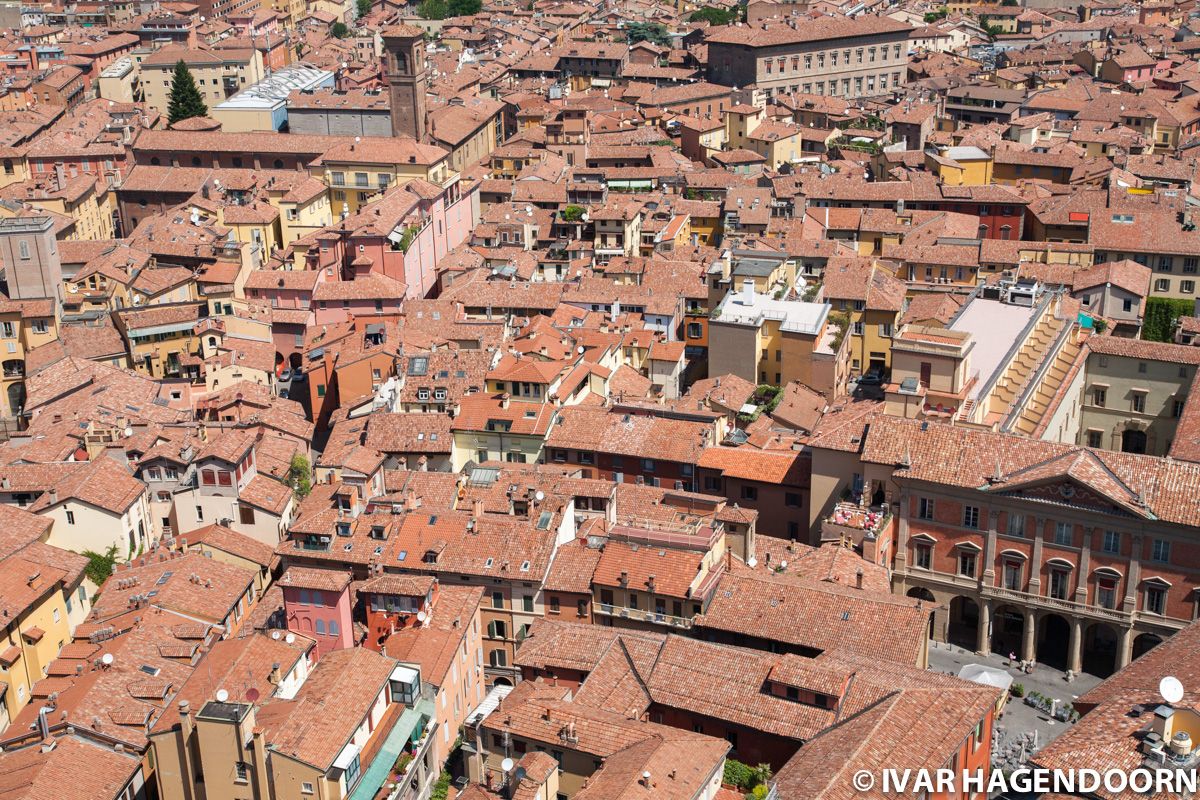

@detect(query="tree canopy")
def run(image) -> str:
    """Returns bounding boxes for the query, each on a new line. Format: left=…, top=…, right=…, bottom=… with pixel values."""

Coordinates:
left=167, top=60, right=208, bottom=125
left=625, top=21, right=671, bottom=46
left=688, top=6, right=736, bottom=25
left=331, top=20, right=350, bottom=37
left=418, top=0, right=479, bottom=18
left=356, top=0, right=372, bottom=16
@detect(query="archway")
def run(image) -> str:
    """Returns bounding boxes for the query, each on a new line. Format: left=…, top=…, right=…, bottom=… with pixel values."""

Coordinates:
left=290, top=352, right=303, bottom=371
left=1132, top=632, right=1164, bottom=662
left=1083, top=622, right=1119, bottom=678
left=491, top=677, right=513, bottom=687
left=6, top=382, right=24, bottom=416
left=907, top=587, right=937, bottom=639
left=1122, top=428, right=1147, bottom=454
left=948, top=596, right=979, bottom=650
left=1038, top=613, right=1070, bottom=670
left=991, top=605, right=1025, bottom=659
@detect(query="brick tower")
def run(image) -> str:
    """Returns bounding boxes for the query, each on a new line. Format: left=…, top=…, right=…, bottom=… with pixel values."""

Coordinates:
left=381, top=25, right=427, bottom=141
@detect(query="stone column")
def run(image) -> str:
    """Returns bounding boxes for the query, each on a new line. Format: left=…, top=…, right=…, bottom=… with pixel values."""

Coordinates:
left=1068, top=616, right=1083, bottom=675
left=1074, top=530, right=1091, bottom=604
left=977, top=599, right=992, bottom=655
left=982, top=510, right=999, bottom=586
left=1022, top=610, right=1037, bottom=662
left=895, top=488, right=910, bottom=576
left=1117, top=625, right=1134, bottom=671
left=1123, top=535, right=1142, bottom=612
left=1028, top=517, right=1045, bottom=593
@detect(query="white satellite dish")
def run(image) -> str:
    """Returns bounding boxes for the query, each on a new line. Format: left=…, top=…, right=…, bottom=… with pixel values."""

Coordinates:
left=101, top=653, right=114, bottom=666
left=1160, top=676, right=1184, bottom=705
left=779, top=560, right=788, bottom=569
left=271, top=630, right=281, bottom=640
left=534, top=490, right=545, bottom=502
left=501, top=758, right=515, bottom=772
left=216, top=689, right=229, bottom=703
left=416, top=610, right=427, bottom=622
left=747, top=557, right=758, bottom=568
left=285, top=633, right=296, bottom=644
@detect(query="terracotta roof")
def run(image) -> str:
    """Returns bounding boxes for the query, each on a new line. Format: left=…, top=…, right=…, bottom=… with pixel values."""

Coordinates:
left=279, top=566, right=351, bottom=593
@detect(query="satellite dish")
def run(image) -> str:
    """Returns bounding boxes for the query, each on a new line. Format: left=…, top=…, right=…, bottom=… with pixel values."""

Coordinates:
left=1160, top=676, right=1184, bottom=705
left=285, top=633, right=296, bottom=644
left=101, top=653, right=114, bottom=666
left=747, top=557, right=758, bottom=568
left=779, top=560, right=788, bottom=569
left=416, top=610, right=427, bottom=622
left=534, top=490, right=545, bottom=502
left=271, top=630, right=281, bottom=640
left=216, top=688, right=229, bottom=703
left=576, top=346, right=585, bottom=354
left=501, top=758, right=515, bottom=772
left=245, top=687, right=261, bottom=703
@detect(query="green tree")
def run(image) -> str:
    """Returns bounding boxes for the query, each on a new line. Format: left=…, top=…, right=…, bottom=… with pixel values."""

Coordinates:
left=562, top=204, right=585, bottom=222
left=83, top=545, right=119, bottom=587
left=923, top=6, right=948, bottom=22
left=356, top=0, right=371, bottom=16
left=288, top=453, right=313, bottom=499
left=447, top=0, right=481, bottom=14
left=418, top=0, right=447, bottom=18
left=688, top=6, right=735, bottom=25
left=167, top=60, right=208, bottom=125
left=331, top=21, right=350, bottom=37
left=625, top=21, right=671, bottom=46
left=1142, top=297, right=1194, bottom=342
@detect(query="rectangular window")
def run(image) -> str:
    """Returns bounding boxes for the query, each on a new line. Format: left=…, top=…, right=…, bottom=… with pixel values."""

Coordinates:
left=913, top=543, right=931, bottom=570
left=1087, top=430, right=1103, bottom=448
left=1049, top=569, right=1070, bottom=600
left=1151, top=539, right=1170, bottom=563
left=958, top=550, right=977, bottom=578
left=522, top=595, right=534, bottom=613
left=1102, top=530, right=1120, bottom=554
left=1054, top=522, right=1072, bottom=546
left=1092, top=388, right=1106, bottom=407
left=1145, top=586, right=1166, bottom=615
left=492, top=591, right=504, bottom=608
left=962, top=506, right=980, bottom=529
left=1006, top=513, right=1023, bottom=537
left=1132, top=393, right=1146, bottom=413
left=66, top=510, right=75, bottom=525
left=918, top=497, right=935, bottom=520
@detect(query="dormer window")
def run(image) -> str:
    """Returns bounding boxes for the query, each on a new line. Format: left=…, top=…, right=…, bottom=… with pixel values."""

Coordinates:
left=417, top=388, right=430, bottom=401
left=336, top=522, right=351, bottom=537
left=370, top=525, right=386, bottom=540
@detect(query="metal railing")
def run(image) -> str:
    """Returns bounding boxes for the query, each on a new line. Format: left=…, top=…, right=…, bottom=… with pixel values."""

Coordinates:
left=594, top=602, right=693, bottom=628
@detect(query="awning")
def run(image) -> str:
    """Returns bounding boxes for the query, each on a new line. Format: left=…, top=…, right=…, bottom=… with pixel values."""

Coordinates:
left=333, top=741, right=361, bottom=771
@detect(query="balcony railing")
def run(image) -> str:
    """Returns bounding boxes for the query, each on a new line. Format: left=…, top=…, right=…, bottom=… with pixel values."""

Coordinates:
left=594, top=602, right=693, bottom=629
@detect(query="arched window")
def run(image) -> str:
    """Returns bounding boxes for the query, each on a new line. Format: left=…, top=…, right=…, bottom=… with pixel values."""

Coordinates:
left=315, top=619, right=326, bottom=635
left=329, top=620, right=340, bottom=636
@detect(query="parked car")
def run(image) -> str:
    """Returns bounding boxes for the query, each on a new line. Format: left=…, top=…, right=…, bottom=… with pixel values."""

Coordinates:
left=279, top=368, right=292, bottom=383
left=857, top=370, right=884, bottom=387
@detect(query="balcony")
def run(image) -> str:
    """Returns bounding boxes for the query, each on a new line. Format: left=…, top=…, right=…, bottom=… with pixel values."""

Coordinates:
left=821, top=501, right=892, bottom=546
left=594, top=602, right=693, bottom=629
left=1, top=360, right=24, bottom=379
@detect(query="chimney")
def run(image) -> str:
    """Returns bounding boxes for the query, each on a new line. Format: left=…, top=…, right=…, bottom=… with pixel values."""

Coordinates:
left=54, top=162, right=66, bottom=191
left=855, top=569, right=864, bottom=590
left=500, top=393, right=510, bottom=410
left=472, top=497, right=484, bottom=519
left=48, top=488, right=57, bottom=504
left=268, top=662, right=281, bottom=686
left=741, top=279, right=755, bottom=305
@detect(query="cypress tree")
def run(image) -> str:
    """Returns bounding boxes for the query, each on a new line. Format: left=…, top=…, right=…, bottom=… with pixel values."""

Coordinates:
left=167, top=60, right=208, bottom=125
